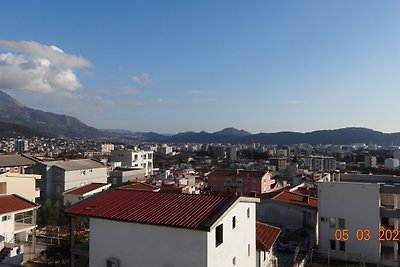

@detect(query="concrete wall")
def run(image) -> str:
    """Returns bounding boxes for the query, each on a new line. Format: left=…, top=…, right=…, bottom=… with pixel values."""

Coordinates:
left=0, top=213, right=15, bottom=242
left=207, top=202, right=256, bottom=267
left=0, top=173, right=40, bottom=202
left=318, top=182, right=380, bottom=264
left=89, top=218, right=207, bottom=267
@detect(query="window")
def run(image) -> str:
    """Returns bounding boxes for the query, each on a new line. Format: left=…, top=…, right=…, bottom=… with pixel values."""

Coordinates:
left=232, top=257, right=236, bottom=265
left=329, top=217, right=336, bottom=228
left=216, top=224, right=223, bottom=247
left=330, top=240, right=336, bottom=250
left=338, top=218, right=345, bottom=229
left=81, top=170, right=86, bottom=175
left=2, top=215, right=7, bottom=221
left=339, top=241, right=345, bottom=251
left=248, top=244, right=250, bottom=256
left=263, top=251, right=266, bottom=261
left=247, top=208, right=250, bottom=218
left=232, top=216, right=236, bottom=229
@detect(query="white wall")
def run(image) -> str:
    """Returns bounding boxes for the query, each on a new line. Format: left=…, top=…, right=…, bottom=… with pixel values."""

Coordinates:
left=0, top=213, right=15, bottom=242
left=207, top=202, right=256, bottom=267
left=64, top=168, right=107, bottom=191
left=89, top=218, right=207, bottom=267
left=318, top=182, right=380, bottom=264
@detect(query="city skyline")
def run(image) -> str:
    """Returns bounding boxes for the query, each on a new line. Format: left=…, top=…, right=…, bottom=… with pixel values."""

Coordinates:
left=1, top=1, right=400, bottom=134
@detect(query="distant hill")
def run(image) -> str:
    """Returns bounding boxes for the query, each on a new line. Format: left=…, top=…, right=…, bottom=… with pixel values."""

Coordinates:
left=0, top=121, right=45, bottom=137
left=134, top=127, right=400, bottom=145
left=0, top=90, right=102, bottom=137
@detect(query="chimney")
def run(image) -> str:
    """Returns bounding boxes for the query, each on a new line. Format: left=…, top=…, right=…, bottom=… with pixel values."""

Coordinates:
left=302, top=194, right=310, bottom=204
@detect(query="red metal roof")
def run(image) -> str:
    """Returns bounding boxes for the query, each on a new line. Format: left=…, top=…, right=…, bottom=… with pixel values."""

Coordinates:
left=66, top=189, right=238, bottom=230
left=0, top=194, right=38, bottom=214
left=256, top=222, right=281, bottom=251
left=64, top=183, right=110, bottom=196
left=272, top=191, right=318, bottom=209
left=121, top=182, right=160, bottom=191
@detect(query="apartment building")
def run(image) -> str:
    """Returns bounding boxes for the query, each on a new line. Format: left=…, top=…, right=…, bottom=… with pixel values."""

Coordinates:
left=110, top=149, right=153, bottom=176
left=207, top=169, right=275, bottom=196
left=67, top=189, right=259, bottom=267
left=0, top=173, right=41, bottom=202
left=0, top=194, right=38, bottom=265
left=32, top=159, right=107, bottom=204
left=318, top=173, right=400, bottom=266
left=304, top=156, right=336, bottom=171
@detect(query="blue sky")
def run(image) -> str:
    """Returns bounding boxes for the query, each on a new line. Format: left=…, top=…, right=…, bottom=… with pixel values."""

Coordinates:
left=1, top=1, right=400, bottom=133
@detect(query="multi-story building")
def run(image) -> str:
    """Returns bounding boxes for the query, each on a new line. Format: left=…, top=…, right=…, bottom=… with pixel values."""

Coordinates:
left=97, top=143, right=114, bottom=155
left=0, top=194, right=38, bottom=265
left=110, top=149, right=153, bottom=176
left=226, top=146, right=238, bottom=161
left=364, top=155, right=377, bottom=168
left=0, top=173, right=41, bottom=202
left=32, top=159, right=107, bottom=204
left=304, top=156, right=336, bottom=171
left=384, top=158, right=400, bottom=170
left=67, top=189, right=259, bottom=267
left=207, top=169, right=275, bottom=196
left=269, top=157, right=287, bottom=171
left=318, top=173, right=400, bottom=266
left=0, top=154, right=36, bottom=174
left=14, top=139, right=28, bottom=153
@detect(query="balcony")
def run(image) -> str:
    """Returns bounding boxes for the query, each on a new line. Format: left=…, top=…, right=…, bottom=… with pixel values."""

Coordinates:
left=35, top=187, right=41, bottom=199
left=14, top=212, right=36, bottom=235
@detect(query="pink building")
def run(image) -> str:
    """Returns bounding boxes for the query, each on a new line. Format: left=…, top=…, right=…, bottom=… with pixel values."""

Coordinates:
left=207, top=169, right=275, bottom=196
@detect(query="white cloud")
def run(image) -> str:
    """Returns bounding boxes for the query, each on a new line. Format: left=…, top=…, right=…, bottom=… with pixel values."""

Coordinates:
left=0, top=40, right=90, bottom=92
left=131, top=71, right=151, bottom=84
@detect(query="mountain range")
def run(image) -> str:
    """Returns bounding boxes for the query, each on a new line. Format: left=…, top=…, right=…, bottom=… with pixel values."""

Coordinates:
left=0, top=90, right=101, bottom=137
left=1, top=90, right=400, bottom=144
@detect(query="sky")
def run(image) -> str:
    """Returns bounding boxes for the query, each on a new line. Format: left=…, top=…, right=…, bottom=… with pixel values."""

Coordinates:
left=1, top=1, right=400, bottom=134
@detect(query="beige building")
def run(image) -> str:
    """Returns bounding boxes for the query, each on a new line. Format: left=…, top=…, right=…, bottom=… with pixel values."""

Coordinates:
left=0, top=173, right=41, bottom=202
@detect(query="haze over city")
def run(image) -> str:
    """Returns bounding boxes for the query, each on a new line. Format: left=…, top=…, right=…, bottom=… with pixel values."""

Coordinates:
left=1, top=0, right=400, bottom=134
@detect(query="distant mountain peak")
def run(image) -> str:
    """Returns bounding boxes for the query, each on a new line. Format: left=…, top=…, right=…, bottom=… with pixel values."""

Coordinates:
left=214, top=127, right=251, bottom=136
left=0, top=90, right=101, bottom=137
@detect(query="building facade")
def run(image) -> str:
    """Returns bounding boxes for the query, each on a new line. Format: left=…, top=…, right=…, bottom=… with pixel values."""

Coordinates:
left=110, top=149, right=153, bottom=176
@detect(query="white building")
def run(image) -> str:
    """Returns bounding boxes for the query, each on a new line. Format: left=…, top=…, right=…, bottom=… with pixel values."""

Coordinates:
left=158, top=144, right=173, bottom=155
left=256, top=222, right=281, bottom=267
left=384, top=158, right=400, bottom=170
left=63, top=183, right=111, bottom=206
left=0, top=194, right=38, bottom=265
left=318, top=173, right=400, bottom=266
left=393, top=149, right=400, bottom=160
left=364, top=155, right=377, bottom=168
left=304, top=156, right=336, bottom=171
left=110, top=149, right=153, bottom=176
left=33, top=159, right=108, bottom=205
left=67, top=189, right=259, bottom=267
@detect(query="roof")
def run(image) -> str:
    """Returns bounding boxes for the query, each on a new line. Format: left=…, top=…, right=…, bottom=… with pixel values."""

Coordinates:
left=0, top=154, right=36, bottom=168
left=272, top=191, right=318, bottom=210
left=208, top=169, right=269, bottom=179
left=66, top=189, right=239, bottom=231
left=43, top=159, right=106, bottom=171
left=0, top=194, right=38, bottom=215
left=64, top=183, right=110, bottom=196
left=121, top=182, right=160, bottom=191
left=259, top=186, right=291, bottom=200
left=291, top=187, right=318, bottom=198
left=256, top=222, right=281, bottom=251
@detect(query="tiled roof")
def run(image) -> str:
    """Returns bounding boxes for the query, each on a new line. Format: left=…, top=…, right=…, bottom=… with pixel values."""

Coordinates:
left=121, top=182, right=160, bottom=191
left=272, top=191, right=318, bottom=209
left=259, top=186, right=291, bottom=200
left=64, top=183, right=110, bottom=196
left=0, top=154, right=36, bottom=167
left=66, top=189, right=238, bottom=230
left=256, top=222, right=281, bottom=251
left=208, top=169, right=269, bottom=179
left=43, top=159, right=106, bottom=171
left=0, top=194, right=38, bottom=215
